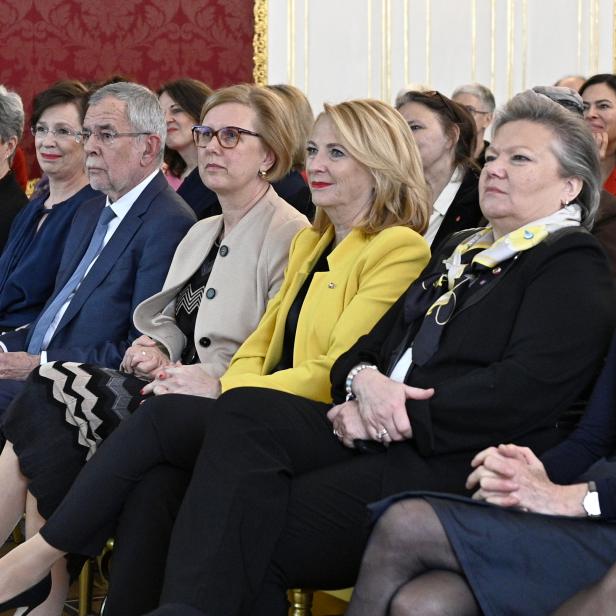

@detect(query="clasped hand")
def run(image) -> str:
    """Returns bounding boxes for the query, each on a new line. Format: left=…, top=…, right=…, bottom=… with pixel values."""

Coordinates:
left=0, top=351, right=40, bottom=380
left=327, top=368, right=433, bottom=448
left=120, top=335, right=171, bottom=380
left=466, top=443, right=585, bottom=516
left=140, top=363, right=221, bottom=398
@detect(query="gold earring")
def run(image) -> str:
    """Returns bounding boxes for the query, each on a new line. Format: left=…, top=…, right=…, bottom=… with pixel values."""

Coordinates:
left=258, top=169, right=267, bottom=178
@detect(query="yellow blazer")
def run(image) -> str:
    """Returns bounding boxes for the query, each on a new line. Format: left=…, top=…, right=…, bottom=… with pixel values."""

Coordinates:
left=220, top=224, right=430, bottom=402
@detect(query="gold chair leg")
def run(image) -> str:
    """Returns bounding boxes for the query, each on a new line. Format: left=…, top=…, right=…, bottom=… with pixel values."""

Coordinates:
left=288, top=588, right=314, bottom=616
left=79, top=559, right=93, bottom=616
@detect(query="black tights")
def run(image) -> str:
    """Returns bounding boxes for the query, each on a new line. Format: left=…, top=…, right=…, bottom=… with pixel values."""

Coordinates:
left=346, top=499, right=480, bottom=616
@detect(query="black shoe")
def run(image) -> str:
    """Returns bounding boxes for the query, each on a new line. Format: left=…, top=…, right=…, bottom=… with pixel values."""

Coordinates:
left=0, top=573, right=51, bottom=614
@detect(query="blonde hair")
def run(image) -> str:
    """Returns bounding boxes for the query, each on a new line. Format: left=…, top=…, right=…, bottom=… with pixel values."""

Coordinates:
left=201, top=84, right=294, bottom=182
left=266, top=84, right=314, bottom=170
left=312, top=99, right=430, bottom=235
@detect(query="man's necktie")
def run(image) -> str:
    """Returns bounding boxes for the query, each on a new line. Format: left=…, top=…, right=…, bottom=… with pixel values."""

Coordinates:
left=26, top=207, right=117, bottom=354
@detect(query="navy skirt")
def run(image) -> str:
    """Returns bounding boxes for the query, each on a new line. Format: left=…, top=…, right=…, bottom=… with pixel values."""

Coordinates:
left=372, top=492, right=616, bottom=616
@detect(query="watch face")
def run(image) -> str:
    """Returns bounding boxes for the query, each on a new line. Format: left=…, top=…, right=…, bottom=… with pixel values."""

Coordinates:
left=583, top=490, right=601, bottom=516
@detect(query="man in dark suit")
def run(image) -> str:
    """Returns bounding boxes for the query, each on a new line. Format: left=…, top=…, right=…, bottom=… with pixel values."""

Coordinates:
left=0, top=82, right=196, bottom=412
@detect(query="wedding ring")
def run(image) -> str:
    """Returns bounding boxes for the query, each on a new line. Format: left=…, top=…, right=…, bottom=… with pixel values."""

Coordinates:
left=377, top=428, right=389, bottom=441
left=333, top=429, right=342, bottom=438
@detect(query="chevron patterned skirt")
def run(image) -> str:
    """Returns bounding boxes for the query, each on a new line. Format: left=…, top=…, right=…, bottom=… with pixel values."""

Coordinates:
left=1, top=361, right=146, bottom=520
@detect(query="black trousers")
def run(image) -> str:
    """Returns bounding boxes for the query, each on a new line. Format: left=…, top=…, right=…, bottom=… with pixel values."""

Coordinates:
left=40, top=387, right=388, bottom=616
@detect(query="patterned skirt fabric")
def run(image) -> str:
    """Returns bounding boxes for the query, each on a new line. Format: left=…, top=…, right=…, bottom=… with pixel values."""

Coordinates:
left=1, top=362, right=146, bottom=520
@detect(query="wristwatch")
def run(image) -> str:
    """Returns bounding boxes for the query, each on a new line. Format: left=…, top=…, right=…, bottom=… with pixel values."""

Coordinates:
left=582, top=481, right=601, bottom=517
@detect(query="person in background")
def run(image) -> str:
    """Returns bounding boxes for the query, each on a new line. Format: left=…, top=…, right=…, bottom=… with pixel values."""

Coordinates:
left=452, top=82, right=495, bottom=166
left=158, top=78, right=220, bottom=219
left=396, top=89, right=483, bottom=250
left=555, top=74, right=586, bottom=91
left=266, top=83, right=315, bottom=220
left=0, top=85, right=28, bottom=252
left=580, top=74, right=616, bottom=196
left=0, top=81, right=98, bottom=332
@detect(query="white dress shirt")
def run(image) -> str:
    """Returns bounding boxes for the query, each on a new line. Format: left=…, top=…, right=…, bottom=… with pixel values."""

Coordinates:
left=424, top=166, right=464, bottom=246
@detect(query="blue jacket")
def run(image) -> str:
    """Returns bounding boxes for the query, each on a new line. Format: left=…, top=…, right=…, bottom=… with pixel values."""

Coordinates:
left=0, top=172, right=196, bottom=367
left=0, top=184, right=99, bottom=329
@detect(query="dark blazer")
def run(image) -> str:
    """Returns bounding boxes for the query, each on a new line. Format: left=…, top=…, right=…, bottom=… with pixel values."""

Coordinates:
left=0, top=170, right=27, bottom=254
left=593, top=189, right=616, bottom=280
left=0, top=172, right=196, bottom=367
left=177, top=167, right=221, bottom=220
left=431, top=168, right=483, bottom=252
left=0, top=184, right=99, bottom=330
left=331, top=227, right=616, bottom=496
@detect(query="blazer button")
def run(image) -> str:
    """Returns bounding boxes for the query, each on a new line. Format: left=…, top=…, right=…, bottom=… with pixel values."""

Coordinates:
left=199, top=337, right=211, bottom=347
left=206, top=288, right=216, bottom=299
left=219, top=245, right=229, bottom=257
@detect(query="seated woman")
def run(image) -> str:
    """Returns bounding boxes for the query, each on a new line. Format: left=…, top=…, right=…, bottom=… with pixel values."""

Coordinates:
left=0, top=80, right=97, bottom=331
left=346, top=331, right=616, bottom=616
left=0, top=92, right=613, bottom=616
left=0, top=85, right=28, bottom=253
left=581, top=74, right=616, bottom=196
left=158, top=78, right=220, bottom=219
left=395, top=89, right=483, bottom=250
left=0, top=97, right=431, bottom=615
left=0, top=83, right=308, bottom=615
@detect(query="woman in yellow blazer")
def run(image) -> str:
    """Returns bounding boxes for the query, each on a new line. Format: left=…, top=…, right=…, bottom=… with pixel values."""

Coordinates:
left=0, top=98, right=431, bottom=614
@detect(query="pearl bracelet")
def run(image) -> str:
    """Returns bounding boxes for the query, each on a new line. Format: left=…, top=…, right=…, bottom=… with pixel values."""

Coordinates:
left=345, top=363, right=377, bottom=401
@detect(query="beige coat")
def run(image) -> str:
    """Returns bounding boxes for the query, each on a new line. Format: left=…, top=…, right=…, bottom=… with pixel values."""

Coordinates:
left=132, top=186, right=308, bottom=378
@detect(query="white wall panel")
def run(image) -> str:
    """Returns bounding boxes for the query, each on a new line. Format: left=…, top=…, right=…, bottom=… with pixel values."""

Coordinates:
left=266, top=0, right=615, bottom=113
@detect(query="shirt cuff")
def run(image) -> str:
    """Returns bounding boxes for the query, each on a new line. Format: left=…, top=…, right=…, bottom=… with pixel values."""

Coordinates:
left=0, top=341, right=7, bottom=352
left=40, top=350, right=48, bottom=364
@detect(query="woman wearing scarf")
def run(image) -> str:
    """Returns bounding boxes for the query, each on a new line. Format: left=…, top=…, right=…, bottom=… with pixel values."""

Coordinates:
left=0, top=91, right=614, bottom=616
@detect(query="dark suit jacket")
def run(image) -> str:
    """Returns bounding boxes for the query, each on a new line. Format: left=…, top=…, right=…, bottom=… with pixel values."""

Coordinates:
left=431, top=168, right=483, bottom=252
left=331, top=227, right=616, bottom=496
left=593, top=189, right=616, bottom=281
left=0, top=170, right=27, bottom=254
left=0, top=172, right=196, bottom=367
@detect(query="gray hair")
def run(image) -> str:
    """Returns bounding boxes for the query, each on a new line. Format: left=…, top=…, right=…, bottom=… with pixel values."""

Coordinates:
left=0, top=85, right=24, bottom=144
left=89, top=82, right=166, bottom=163
left=451, top=83, right=496, bottom=113
left=493, top=90, right=600, bottom=229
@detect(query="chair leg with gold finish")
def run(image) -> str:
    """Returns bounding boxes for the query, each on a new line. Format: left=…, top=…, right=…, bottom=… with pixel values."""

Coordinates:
left=78, top=559, right=93, bottom=616
left=288, top=588, right=314, bottom=616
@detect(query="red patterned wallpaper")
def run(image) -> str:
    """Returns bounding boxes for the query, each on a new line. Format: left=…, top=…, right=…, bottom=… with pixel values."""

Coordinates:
left=0, top=0, right=255, bottom=174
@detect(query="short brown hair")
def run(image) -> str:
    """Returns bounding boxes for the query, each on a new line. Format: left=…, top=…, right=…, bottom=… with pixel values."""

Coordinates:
left=31, top=80, right=90, bottom=128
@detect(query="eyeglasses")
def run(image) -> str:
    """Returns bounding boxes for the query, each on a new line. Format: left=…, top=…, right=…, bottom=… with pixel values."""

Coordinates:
left=31, top=125, right=83, bottom=143
left=192, top=125, right=261, bottom=149
left=460, top=104, right=491, bottom=116
left=80, top=129, right=152, bottom=147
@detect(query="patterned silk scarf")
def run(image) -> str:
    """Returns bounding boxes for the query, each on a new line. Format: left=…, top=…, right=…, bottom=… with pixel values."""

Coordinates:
left=397, top=204, right=582, bottom=371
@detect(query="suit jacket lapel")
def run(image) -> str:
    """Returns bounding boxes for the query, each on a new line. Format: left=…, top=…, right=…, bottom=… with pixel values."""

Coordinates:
left=53, top=173, right=165, bottom=333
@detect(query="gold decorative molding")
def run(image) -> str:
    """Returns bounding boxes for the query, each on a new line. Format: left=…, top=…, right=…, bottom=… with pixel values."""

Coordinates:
left=403, top=0, right=409, bottom=86
left=425, top=0, right=431, bottom=85
left=288, top=0, right=296, bottom=84
left=253, top=0, right=268, bottom=85
left=613, top=0, right=616, bottom=72
left=471, top=0, right=477, bottom=81
left=368, top=0, right=373, bottom=97
left=490, top=0, right=496, bottom=92
left=578, top=0, right=583, bottom=72
left=506, top=0, right=514, bottom=98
